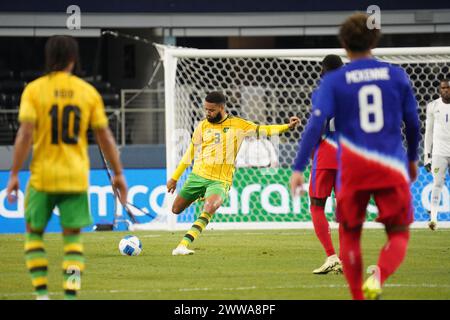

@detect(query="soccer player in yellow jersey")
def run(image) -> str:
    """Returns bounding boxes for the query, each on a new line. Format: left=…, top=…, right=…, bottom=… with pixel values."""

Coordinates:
left=6, top=36, right=127, bottom=300
left=167, top=91, right=300, bottom=255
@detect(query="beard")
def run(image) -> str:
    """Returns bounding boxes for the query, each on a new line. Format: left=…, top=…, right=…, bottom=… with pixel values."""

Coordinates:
left=207, top=113, right=223, bottom=123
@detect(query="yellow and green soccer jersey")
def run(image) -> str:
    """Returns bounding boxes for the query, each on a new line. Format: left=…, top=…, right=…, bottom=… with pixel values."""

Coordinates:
left=19, top=71, right=108, bottom=192
left=172, top=115, right=290, bottom=184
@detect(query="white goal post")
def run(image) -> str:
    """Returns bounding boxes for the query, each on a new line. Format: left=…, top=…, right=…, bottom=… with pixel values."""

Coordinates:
left=131, top=45, right=450, bottom=231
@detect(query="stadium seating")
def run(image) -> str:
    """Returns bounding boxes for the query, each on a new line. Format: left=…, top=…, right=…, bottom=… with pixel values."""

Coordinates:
left=19, top=70, right=44, bottom=82
left=0, top=79, right=26, bottom=94
left=0, top=70, right=121, bottom=145
left=0, top=69, right=14, bottom=80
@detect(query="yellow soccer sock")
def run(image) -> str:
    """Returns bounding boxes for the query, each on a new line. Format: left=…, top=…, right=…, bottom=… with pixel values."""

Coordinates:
left=25, top=232, right=49, bottom=297
left=179, top=212, right=213, bottom=247
left=62, top=234, right=85, bottom=300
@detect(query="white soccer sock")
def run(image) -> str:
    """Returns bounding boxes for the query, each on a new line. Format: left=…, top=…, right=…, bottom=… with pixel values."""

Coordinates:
left=430, top=208, right=438, bottom=222
left=430, top=186, right=442, bottom=222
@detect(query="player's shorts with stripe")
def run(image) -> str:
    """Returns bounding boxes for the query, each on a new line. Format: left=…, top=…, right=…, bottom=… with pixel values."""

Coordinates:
left=336, top=182, right=414, bottom=229
left=25, top=185, right=92, bottom=230
left=179, top=173, right=230, bottom=202
left=309, top=169, right=337, bottom=199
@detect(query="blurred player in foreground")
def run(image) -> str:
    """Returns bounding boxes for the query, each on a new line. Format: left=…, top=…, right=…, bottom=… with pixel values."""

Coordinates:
left=424, top=78, right=450, bottom=230
left=291, top=13, right=420, bottom=299
left=167, top=91, right=299, bottom=255
left=307, top=54, right=344, bottom=275
left=6, top=35, right=127, bottom=300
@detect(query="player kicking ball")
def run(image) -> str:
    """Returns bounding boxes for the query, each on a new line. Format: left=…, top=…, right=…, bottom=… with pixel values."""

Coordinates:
left=291, top=13, right=420, bottom=299
left=302, top=54, right=344, bottom=275
left=167, top=91, right=299, bottom=255
left=424, top=78, right=450, bottom=230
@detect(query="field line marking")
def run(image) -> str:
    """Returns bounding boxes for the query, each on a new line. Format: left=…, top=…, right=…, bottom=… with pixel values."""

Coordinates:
left=2, top=283, right=450, bottom=298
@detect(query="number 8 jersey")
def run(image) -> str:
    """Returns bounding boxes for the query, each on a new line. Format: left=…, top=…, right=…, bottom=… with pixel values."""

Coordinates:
left=314, top=58, right=420, bottom=191
left=19, top=71, right=108, bottom=192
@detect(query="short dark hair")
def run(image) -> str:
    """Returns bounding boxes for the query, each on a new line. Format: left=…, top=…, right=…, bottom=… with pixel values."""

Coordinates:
left=45, top=35, right=80, bottom=73
left=440, top=78, right=450, bottom=84
left=322, top=54, right=343, bottom=75
left=339, top=13, right=381, bottom=53
left=205, top=91, right=226, bottom=104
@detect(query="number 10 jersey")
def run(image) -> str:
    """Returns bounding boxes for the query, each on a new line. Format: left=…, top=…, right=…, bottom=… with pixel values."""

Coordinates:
left=19, top=71, right=108, bottom=192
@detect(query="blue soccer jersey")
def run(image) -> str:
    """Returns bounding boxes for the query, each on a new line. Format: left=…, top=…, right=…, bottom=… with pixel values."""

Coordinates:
left=293, top=57, right=420, bottom=190
left=310, top=88, right=338, bottom=170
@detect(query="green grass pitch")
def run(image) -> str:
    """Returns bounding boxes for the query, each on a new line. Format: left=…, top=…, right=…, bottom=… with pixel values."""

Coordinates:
left=0, top=229, right=449, bottom=300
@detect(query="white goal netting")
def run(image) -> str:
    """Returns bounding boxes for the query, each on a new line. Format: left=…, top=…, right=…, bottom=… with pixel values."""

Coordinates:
left=134, top=46, right=450, bottom=231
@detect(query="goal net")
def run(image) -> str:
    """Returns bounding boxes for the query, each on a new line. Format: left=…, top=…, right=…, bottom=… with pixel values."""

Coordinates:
left=133, top=46, right=450, bottom=231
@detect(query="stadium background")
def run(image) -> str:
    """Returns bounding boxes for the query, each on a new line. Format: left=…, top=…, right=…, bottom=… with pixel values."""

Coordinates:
left=0, top=0, right=449, bottom=233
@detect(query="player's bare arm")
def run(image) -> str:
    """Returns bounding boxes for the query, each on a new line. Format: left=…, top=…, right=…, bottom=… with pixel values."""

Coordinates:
left=94, top=127, right=128, bottom=204
left=6, top=122, right=35, bottom=203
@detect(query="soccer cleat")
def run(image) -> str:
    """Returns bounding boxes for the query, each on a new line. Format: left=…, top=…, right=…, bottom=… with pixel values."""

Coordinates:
left=428, top=210, right=438, bottom=231
left=363, top=274, right=382, bottom=300
left=428, top=220, right=437, bottom=231
left=313, top=254, right=341, bottom=274
left=172, top=245, right=195, bottom=256
left=331, top=261, right=343, bottom=274
left=36, top=294, right=50, bottom=300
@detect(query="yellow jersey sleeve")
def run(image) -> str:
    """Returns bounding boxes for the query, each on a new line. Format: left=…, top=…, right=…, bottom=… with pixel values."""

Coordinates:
left=171, top=142, right=195, bottom=180
left=89, top=89, right=108, bottom=129
left=171, top=121, right=204, bottom=180
left=18, top=83, right=37, bottom=124
left=235, top=118, right=290, bottom=137
left=258, top=124, right=290, bottom=136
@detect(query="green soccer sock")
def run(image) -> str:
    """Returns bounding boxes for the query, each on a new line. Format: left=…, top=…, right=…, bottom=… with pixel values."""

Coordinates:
left=24, top=232, right=49, bottom=297
left=62, top=234, right=85, bottom=300
left=179, top=212, right=213, bottom=247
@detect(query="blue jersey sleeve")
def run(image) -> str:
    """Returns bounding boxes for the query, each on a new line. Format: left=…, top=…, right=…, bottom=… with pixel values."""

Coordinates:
left=292, top=76, right=336, bottom=172
left=399, top=69, right=420, bottom=161
left=311, top=89, right=318, bottom=106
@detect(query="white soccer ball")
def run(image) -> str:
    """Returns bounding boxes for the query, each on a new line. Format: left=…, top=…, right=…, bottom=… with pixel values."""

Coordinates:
left=119, top=235, right=142, bottom=256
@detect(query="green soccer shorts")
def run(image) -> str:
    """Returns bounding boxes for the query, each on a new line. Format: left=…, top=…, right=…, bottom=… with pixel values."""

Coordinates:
left=178, top=173, right=230, bottom=202
left=24, top=185, right=93, bottom=230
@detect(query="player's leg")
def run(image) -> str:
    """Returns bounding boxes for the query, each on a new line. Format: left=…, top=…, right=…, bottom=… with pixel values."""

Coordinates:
left=57, top=192, right=92, bottom=300
left=61, top=228, right=83, bottom=300
left=25, top=225, right=49, bottom=300
left=171, top=195, right=197, bottom=255
left=178, top=194, right=223, bottom=248
left=172, top=174, right=208, bottom=255
left=378, top=225, right=410, bottom=284
left=174, top=179, right=228, bottom=255
left=429, top=155, right=448, bottom=230
left=366, top=183, right=413, bottom=299
left=337, top=222, right=344, bottom=270
left=309, top=169, right=341, bottom=274
left=310, top=196, right=335, bottom=257
left=172, top=195, right=196, bottom=215
left=336, top=189, right=370, bottom=300
left=23, top=185, right=55, bottom=300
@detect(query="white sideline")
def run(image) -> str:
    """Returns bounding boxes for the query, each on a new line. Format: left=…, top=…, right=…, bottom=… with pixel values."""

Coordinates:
left=1, top=283, right=449, bottom=298
left=130, top=221, right=450, bottom=231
